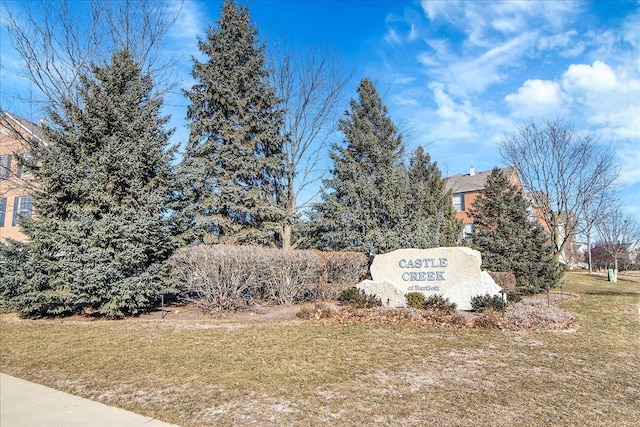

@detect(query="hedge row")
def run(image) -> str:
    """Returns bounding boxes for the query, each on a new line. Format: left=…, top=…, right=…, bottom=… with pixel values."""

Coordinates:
left=169, top=245, right=368, bottom=311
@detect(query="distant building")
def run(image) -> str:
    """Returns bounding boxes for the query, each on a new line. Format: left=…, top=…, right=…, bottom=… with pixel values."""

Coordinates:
left=0, top=111, right=46, bottom=242
left=444, top=166, right=578, bottom=268
left=444, top=166, right=526, bottom=241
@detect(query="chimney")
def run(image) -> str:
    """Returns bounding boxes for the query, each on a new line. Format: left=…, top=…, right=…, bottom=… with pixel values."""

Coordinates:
left=470, top=166, right=475, bottom=176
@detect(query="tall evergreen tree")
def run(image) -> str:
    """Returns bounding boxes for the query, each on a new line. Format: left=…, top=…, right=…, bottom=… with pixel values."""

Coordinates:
left=406, top=146, right=462, bottom=247
left=180, top=0, right=285, bottom=246
left=468, top=168, right=560, bottom=292
left=0, top=49, right=176, bottom=317
left=308, top=78, right=407, bottom=254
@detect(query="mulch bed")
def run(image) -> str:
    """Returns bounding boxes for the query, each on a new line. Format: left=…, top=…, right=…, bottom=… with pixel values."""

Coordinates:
left=297, top=293, right=578, bottom=331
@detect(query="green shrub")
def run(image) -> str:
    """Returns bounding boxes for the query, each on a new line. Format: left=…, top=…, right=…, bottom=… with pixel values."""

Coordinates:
left=422, top=294, right=457, bottom=314
left=470, top=293, right=507, bottom=312
left=337, top=287, right=381, bottom=308
left=405, top=292, right=425, bottom=309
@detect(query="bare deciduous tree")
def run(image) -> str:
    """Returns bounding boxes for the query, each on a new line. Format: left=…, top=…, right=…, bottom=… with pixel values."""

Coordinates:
left=500, top=119, right=618, bottom=265
left=1, top=0, right=182, bottom=201
left=268, top=43, right=353, bottom=249
left=578, top=189, right=618, bottom=274
left=595, top=205, right=640, bottom=275
left=2, top=0, right=181, bottom=118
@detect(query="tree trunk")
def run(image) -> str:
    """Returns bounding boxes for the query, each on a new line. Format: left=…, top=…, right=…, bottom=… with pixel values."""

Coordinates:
left=281, top=175, right=296, bottom=251
left=587, top=233, right=593, bottom=275
left=282, top=223, right=292, bottom=251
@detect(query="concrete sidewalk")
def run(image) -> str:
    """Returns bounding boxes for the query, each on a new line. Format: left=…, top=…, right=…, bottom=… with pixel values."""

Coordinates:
left=0, top=373, right=179, bottom=427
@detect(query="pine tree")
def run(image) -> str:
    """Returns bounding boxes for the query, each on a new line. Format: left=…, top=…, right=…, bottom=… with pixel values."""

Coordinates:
left=0, top=49, right=176, bottom=317
left=406, top=146, right=462, bottom=247
left=468, top=168, right=559, bottom=292
left=308, top=78, right=407, bottom=254
left=180, top=0, right=285, bottom=246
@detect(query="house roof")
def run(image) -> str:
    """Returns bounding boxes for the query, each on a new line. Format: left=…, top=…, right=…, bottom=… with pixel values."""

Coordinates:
left=0, top=111, right=47, bottom=146
left=445, top=166, right=516, bottom=194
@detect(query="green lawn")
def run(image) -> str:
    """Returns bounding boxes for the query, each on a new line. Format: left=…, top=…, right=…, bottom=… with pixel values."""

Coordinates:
left=1, top=272, right=639, bottom=426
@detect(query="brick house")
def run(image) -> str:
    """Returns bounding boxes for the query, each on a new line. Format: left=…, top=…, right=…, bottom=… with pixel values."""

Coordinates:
left=444, top=166, right=532, bottom=241
left=0, top=111, right=46, bottom=243
left=444, top=166, right=578, bottom=267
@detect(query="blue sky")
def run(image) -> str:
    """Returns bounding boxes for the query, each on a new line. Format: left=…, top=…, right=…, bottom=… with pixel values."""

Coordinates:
left=1, top=0, right=639, bottom=222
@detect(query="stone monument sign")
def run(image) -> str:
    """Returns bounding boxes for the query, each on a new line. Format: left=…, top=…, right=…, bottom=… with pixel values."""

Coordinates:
left=357, top=247, right=503, bottom=310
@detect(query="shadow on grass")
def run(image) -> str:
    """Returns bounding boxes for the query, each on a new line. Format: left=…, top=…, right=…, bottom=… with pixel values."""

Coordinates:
left=583, top=290, right=640, bottom=297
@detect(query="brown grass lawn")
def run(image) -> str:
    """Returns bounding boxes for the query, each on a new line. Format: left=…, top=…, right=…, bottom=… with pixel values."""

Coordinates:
left=1, top=271, right=639, bottom=426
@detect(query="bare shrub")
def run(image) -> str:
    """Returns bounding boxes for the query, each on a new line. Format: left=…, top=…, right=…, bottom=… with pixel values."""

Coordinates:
left=257, top=249, right=324, bottom=305
left=471, top=309, right=504, bottom=329
left=296, top=303, right=335, bottom=320
left=449, top=313, right=470, bottom=328
left=504, top=300, right=577, bottom=330
left=488, top=272, right=516, bottom=294
left=169, top=246, right=257, bottom=311
left=169, top=246, right=369, bottom=310
left=313, top=251, right=368, bottom=299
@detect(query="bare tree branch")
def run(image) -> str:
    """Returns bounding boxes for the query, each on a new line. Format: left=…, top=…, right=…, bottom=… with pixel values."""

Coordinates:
left=500, top=119, right=619, bottom=266
left=2, top=0, right=182, bottom=119
left=268, top=42, right=353, bottom=249
left=578, top=186, right=618, bottom=274
left=595, top=204, right=640, bottom=273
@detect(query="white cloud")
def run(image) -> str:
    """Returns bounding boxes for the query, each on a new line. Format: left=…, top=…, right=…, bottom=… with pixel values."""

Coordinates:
left=393, top=75, right=417, bottom=85
left=505, top=79, right=563, bottom=116
left=622, top=9, right=640, bottom=51
left=445, top=32, right=536, bottom=95
left=165, top=0, right=204, bottom=44
left=420, top=0, right=462, bottom=25
left=491, top=17, right=522, bottom=34
left=617, top=141, right=640, bottom=186
left=557, top=60, right=640, bottom=140
left=383, top=8, right=420, bottom=45
left=384, top=28, right=403, bottom=45
left=416, top=32, right=534, bottom=96
left=391, top=91, right=419, bottom=107
left=414, top=1, right=585, bottom=97
left=430, top=82, right=471, bottom=124
left=537, top=30, right=584, bottom=57
left=420, top=0, right=579, bottom=47
left=562, top=60, right=618, bottom=92
left=406, top=82, right=514, bottom=146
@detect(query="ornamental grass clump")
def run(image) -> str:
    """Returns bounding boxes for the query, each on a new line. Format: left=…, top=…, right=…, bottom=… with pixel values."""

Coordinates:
left=337, top=287, right=381, bottom=308
left=470, top=293, right=507, bottom=312
left=405, top=292, right=425, bottom=309
left=471, top=309, right=504, bottom=329
left=296, top=303, right=335, bottom=320
left=422, top=294, right=457, bottom=314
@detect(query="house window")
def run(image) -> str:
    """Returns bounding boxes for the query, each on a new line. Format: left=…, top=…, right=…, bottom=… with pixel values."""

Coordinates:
left=12, top=196, right=33, bottom=226
left=452, top=194, right=465, bottom=211
left=458, top=223, right=475, bottom=243
left=0, top=155, right=11, bottom=179
left=528, top=207, right=537, bottom=223
left=464, top=223, right=475, bottom=237
left=17, top=155, right=32, bottom=178
left=0, top=198, right=6, bottom=227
